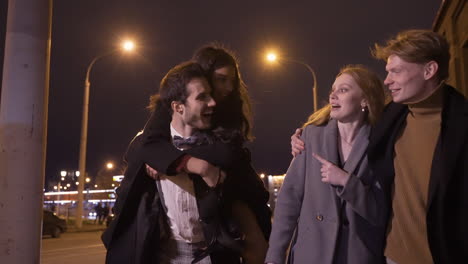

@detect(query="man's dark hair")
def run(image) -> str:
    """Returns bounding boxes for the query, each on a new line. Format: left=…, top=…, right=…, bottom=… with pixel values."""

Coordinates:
left=148, top=61, right=207, bottom=114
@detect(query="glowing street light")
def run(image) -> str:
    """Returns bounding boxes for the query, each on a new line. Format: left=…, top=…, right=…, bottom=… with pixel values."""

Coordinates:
left=266, top=53, right=277, bottom=62
left=264, top=50, right=318, bottom=112
left=122, top=40, right=135, bottom=52
left=106, top=162, right=114, bottom=169
left=76, top=39, right=137, bottom=229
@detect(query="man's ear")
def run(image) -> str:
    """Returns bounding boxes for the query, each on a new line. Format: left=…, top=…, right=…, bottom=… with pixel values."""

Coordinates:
left=424, top=61, right=438, bottom=80
left=171, top=101, right=184, bottom=115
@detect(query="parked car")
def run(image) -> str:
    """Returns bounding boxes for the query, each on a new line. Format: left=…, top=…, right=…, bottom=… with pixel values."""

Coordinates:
left=42, top=210, right=67, bottom=238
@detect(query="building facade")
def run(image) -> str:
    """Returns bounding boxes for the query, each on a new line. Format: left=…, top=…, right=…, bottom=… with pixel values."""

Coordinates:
left=433, top=0, right=468, bottom=97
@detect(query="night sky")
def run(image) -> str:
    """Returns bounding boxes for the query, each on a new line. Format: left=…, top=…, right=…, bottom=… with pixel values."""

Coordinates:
left=0, top=1, right=441, bottom=189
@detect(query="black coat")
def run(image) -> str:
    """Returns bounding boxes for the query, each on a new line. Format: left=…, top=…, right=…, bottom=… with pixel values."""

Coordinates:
left=367, top=85, right=468, bottom=263
left=102, top=107, right=271, bottom=264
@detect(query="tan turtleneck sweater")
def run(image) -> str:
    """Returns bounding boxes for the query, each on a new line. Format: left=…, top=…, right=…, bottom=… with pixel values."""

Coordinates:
left=385, top=88, right=444, bottom=264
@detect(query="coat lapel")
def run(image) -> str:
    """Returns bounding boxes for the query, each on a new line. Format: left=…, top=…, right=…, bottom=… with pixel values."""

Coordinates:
left=322, top=120, right=342, bottom=214
left=428, top=86, right=468, bottom=206
left=343, top=124, right=370, bottom=175
left=368, top=103, right=408, bottom=159
left=323, top=119, right=340, bottom=165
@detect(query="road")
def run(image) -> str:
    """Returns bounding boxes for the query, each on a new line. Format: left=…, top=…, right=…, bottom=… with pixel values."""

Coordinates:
left=41, top=231, right=106, bottom=264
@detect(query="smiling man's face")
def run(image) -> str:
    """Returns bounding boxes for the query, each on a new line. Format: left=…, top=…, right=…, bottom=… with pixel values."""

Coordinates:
left=179, top=77, right=216, bottom=131
left=384, top=55, right=429, bottom=104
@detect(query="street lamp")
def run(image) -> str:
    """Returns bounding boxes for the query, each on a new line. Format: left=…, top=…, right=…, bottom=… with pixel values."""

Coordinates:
left=122, top=40, right=135, bottom=51
left=265, top=51, right=318, bottom=112
left=76, top=40, right=135, bottom=229
left=96, top=161, right=119, bottom=189
left=106, top=162, right=114, bottom=169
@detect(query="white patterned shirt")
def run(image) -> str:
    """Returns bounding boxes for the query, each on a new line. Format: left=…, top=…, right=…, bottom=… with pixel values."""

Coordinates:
left=157, top=125, right=205, bottom=243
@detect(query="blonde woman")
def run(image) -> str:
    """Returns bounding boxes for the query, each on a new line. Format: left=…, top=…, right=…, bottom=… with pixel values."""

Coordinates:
left=266, top=65, right=387, bottom=264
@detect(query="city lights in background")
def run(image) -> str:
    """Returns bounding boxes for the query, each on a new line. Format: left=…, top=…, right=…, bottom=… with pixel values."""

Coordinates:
left=44, top=189, right=115, bottom=196
left=44, top=171, right=287, bottom=217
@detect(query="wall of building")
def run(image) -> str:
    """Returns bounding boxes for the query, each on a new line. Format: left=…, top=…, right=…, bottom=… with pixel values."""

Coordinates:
left=433, top=0, right=468, bottom=97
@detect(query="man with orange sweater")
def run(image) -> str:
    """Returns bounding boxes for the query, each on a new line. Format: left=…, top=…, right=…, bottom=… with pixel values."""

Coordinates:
left=369, top=30, right=468, bottom=264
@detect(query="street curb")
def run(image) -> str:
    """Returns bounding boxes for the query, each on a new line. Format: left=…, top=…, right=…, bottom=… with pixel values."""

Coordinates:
left=67, top=226, right=107, bottom=233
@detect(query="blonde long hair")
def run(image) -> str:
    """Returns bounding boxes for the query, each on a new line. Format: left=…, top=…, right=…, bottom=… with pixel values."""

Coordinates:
left=303, top=65, right=385, bottom=127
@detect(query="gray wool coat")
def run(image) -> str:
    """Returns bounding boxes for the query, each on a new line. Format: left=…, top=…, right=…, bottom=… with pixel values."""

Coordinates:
left=265, top=120, right=387, bottom=264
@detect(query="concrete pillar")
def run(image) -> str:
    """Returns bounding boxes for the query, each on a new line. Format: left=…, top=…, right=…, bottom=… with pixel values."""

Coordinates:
left=0, top=0, right=52, bottom=263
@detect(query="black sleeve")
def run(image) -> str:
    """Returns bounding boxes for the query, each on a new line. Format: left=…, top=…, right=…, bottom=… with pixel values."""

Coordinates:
left=139, top=103, right=185, bottom=175
left=139, top=102, right=246, bottom=175
left=113, top=133, right=145, bottom=216
left=105, top=134, right=156, bottom=250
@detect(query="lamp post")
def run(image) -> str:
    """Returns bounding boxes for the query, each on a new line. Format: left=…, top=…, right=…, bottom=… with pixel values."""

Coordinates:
left=75, top=40, right=135, bottom=229
left=265, top=52, right=318, bottom=112
left=95, top=161, right=119, bottom=190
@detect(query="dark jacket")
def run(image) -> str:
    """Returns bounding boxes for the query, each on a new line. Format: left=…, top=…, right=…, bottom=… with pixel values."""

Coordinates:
left=102, top=106, right=271, bottom=264
left=367, top=85, right=468, bottom=263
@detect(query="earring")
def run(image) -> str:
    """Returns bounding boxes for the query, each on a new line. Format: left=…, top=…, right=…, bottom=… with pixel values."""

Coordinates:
left=361, top=105, right=367, bottom=112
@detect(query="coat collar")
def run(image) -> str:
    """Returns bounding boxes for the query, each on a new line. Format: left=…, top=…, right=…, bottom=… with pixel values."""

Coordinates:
left=368, top=103, right=408, bottom=159
left=322, top=119, right=370, bottom=172
left=343, top=124, right=370, bottom=175
left=321, top=119, right=371, bottom=211
left=428, top=85, right=468, bottom=206
left=439, top=85, right=468, bottom=175
left=319, top=120, right=341, bottom=215
left=322, top=119, right=340, bottom=165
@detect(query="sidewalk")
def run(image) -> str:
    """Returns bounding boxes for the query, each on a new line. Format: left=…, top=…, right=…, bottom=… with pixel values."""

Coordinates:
left=67, top=223, right=107, bottom=233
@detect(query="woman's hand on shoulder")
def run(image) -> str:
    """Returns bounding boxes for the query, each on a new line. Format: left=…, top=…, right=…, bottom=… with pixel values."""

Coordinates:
left=291, top=128, right=305, bottom=157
